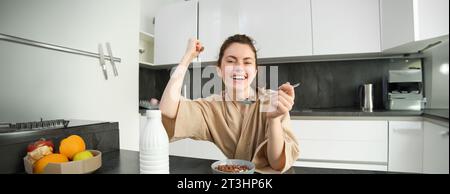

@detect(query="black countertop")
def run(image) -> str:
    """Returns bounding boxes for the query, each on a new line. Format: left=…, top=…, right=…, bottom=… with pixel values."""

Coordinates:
left=142, top=108, right=424, bottom=117
left=142, top=108, right=448, bottom=120
left=95, top=150, right=387, bottom=174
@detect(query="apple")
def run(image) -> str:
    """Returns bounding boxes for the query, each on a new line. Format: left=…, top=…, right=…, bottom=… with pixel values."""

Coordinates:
left=27, top=138, right=54, bottom=152
left=26, top=138, right=55, bottom=163
left=73, top=150, right=94, bottom=161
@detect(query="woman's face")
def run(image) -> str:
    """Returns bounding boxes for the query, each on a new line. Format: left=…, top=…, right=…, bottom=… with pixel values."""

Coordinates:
left=218, top=43, right=257, bottom=92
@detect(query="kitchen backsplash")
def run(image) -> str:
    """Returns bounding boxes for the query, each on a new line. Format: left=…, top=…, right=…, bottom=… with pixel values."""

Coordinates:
left=139, top=67, right=170, bottom=101
left=140, top=58, right=421, bottom=111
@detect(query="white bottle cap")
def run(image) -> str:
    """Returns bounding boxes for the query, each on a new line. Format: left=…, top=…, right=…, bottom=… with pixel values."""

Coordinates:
left=146, top=110, right=162, bottom=118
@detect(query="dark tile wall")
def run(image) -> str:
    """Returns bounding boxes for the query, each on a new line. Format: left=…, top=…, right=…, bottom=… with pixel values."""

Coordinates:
left=139, top=67, right=170, bottom=101
left=139, top=59, right=419, bottom=110
left=267, top=60, right=390, bottom=110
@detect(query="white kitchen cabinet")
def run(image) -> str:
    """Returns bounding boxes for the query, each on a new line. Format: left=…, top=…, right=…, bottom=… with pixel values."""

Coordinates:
left=238, top=0, right=313, bottom=59
left=199, top=0, right=313, bottom=62
left=423, top=121, right=449, bottom=174
left=154, top=0, right=197, bottom=66
left=291, top=120, right=388, bottom=171
left=311, top=0, right=381, bottom=55
left=388, top=121, right=423, bottom=173
left=381, top=0, right=449, bottom=53
left=198, top=0, right=240, bottom=63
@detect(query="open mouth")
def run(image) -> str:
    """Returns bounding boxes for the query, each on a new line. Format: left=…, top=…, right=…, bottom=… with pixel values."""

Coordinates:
left=231, top=74, right=248, bottom=81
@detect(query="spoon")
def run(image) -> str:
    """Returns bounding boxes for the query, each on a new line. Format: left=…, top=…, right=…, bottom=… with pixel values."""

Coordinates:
left=240, top=83, right=301, bottom=105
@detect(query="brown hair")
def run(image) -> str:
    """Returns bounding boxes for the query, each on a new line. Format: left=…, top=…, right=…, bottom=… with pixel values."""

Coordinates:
left=217, top=34, right=258, bottom=67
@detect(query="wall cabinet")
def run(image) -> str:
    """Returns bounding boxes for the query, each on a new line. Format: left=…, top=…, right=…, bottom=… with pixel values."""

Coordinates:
left=311, top=0, right=381, bottom=55
left=198, top=0, right=313, bottom=62
left=198, top=0, right=239, bottom=63
left=154, top=0, right=197, bottom=66
left=155, top=0, right=449, bottom=65
left=381, top=0, right=449, bottom=53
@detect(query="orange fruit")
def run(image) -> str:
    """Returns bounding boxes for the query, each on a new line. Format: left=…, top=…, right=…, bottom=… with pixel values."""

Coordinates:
left=33, top=154, right=69, bottom=174
left=59, top=135, right=86, bottom=160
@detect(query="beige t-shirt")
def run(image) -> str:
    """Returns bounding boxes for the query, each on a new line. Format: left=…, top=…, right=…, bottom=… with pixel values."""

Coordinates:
left=161, top=91, right=300, bottom=174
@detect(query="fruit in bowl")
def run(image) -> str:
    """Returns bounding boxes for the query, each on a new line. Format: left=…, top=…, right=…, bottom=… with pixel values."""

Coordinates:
left=33, top=154, right=69, bottom=174
left=59, top=135, right=86, bottom=160
left=26, top=138, right=54, bottom=165
left=211, top=159, right=255, bottom=174
left=24, top=134, right=102, bottom=174
left=73, top=150, right=94, bottom=161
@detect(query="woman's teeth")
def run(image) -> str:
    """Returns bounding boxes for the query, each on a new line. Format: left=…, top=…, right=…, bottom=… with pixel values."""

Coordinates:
left=232, top=75, right=246, bottom=80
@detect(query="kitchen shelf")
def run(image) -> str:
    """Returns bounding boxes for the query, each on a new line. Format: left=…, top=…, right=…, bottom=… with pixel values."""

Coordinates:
left=139, top=31, right=154, bottom=41
left=139, top=31, right=154, bottom=67
left=139, top=61, right=155, bottom=68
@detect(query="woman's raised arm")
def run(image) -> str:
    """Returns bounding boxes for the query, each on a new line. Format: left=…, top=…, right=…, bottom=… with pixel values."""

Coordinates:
left=159, top=38, right=204, bottom=119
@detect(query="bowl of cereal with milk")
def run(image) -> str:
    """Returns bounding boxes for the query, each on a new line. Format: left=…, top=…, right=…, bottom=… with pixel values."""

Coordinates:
left=211, top=159, right=255, bottom=174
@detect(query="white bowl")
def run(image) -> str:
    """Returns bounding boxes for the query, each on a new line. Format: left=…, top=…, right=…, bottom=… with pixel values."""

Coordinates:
left=211, top=159, right=255, bottom=174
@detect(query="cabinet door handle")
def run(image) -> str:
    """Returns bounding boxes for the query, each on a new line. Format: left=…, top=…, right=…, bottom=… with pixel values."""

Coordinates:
left=441, top=131, right=449, bottom=136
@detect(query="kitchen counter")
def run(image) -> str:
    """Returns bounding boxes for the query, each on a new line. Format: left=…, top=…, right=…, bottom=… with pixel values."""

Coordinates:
left=95, top=150, right=388, bottom=174
left=422, top=109, right=449, bottom=120
left=290, top=109, right=423, bottom=117
left=290, top=108, right=449, bottom=121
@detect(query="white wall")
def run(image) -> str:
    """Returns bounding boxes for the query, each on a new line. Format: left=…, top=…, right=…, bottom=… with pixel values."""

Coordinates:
left=0, top=0, right=141, bottom=151
left=140, top=0, right=185, bottom=34
left=424, top=40, right=449, bottom=109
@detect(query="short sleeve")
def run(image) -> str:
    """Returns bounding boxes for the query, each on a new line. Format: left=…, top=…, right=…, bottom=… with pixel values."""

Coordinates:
left=161, top=98, right=212, bottom=142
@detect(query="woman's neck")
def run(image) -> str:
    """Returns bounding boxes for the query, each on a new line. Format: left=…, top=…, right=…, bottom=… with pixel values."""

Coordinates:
left=224, top=87, right=256, bottom=101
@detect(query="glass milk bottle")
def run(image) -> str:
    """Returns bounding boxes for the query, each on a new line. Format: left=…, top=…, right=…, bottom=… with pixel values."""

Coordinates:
left=139, top=110, right=169, bottom=174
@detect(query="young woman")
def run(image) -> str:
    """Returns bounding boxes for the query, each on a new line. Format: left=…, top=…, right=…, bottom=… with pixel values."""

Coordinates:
left=160, top=34, right=299, bottom=173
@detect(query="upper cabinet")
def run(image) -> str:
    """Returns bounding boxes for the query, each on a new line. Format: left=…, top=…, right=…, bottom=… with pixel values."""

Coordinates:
left=381, top=0, right=449, bottom=53
left=198, top=0, right=240, bottom=63
left=154, top=0, right=197, bottom=66
left=199, top=0, right=313, bottom=63
left=154, top=0, right=449, bottom=65
left=240, top=0, right=313, bottom=59
left=311, top=0, right=381, bottom=55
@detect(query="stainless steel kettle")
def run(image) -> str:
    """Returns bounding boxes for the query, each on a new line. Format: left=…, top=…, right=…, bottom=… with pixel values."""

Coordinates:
left=359, top=84, right=374, bottom=112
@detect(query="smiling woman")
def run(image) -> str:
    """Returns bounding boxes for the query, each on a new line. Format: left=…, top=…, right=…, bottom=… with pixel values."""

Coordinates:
left=217, top=35, right=258, bottom=101
left=159, top=34, right=299, bottom=174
